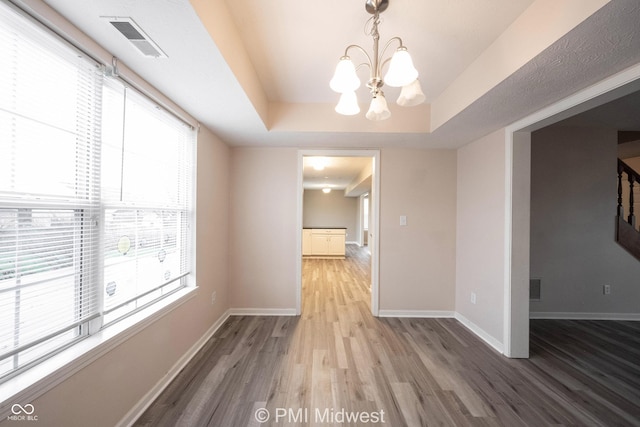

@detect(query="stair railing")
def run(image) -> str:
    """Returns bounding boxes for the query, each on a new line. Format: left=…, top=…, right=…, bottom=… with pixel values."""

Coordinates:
left=617, top=158, right=640, bottom=228
left=616, top=158, right=640, bottom=260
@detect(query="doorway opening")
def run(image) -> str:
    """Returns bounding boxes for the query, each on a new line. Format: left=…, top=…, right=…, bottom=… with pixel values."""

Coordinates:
left=296, top=150, right=380, bottom=316
left=505, top=65, right=640, bottom=358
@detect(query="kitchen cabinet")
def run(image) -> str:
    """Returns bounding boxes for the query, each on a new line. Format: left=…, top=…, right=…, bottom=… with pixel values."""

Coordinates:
left=302, top=228, right=346, bottom=258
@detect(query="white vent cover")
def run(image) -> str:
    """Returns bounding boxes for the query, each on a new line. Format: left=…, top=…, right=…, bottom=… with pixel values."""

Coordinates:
left=103, top=17, right=167, bottom=58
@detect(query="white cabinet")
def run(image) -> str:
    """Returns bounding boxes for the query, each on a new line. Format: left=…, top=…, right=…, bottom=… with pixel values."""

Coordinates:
left=327, top=233, right=346, bottom=255
left=302, top=229, right=312, bottom=255
left=311, top=233, right=330, bottom=254
left=303, top=228, right=346, bottom=258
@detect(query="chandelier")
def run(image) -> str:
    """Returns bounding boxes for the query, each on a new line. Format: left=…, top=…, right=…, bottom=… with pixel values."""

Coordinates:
left=330, top=0, right=425, bottom=121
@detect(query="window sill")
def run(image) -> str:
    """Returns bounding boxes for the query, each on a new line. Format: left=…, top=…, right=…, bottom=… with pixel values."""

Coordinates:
left=0, top=286, right=198, bottom=413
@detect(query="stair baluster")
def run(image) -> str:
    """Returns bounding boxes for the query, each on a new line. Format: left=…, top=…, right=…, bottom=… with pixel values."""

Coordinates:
left=618, top=162, right=623, bottom=218
left=629, top=173, right=636, bottom=227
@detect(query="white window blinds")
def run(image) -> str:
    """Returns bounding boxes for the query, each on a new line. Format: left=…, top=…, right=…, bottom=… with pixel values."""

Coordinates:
left=0, top=2, right=195, bottom=381
left=100, top=83, right=194, bottom=324
left=0, top=3, right=103, bottom=377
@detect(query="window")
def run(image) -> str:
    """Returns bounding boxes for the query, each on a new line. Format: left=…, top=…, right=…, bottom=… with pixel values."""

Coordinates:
left=0, top=3, right=195, bottom=381
left=100, top=82, right=194, bottom=324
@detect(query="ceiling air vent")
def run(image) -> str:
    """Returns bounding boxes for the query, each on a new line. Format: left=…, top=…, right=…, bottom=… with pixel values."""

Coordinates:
left=103, top=17, right=167, bottom=58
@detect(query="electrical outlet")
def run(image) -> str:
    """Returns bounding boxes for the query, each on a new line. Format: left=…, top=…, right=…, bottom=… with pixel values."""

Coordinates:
left=471, top=292, right=477, bottom=304
left=211, top=291, right=217, bottom=305
left=603, top=285, right=611, bottom=295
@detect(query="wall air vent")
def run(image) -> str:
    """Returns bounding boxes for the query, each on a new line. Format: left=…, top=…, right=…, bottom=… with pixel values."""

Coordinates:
left=103, top=17, right=167, bottom=58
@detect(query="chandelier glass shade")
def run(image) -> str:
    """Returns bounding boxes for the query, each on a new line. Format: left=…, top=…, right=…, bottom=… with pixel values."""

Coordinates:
left=329, top=58, right=361, bottom=93
left=335, top=91, right=361, bottom=115
left=366, top=92, right=391, bottom=121
left=384, top=48, right=418, bottom=87
left=397, top=78, right=425, bottom=106
left=330, top=0, right=424, bottom=121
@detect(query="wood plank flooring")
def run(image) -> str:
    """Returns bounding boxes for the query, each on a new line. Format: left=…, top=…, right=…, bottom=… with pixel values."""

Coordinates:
left=135, top=245, right=640, bottom=426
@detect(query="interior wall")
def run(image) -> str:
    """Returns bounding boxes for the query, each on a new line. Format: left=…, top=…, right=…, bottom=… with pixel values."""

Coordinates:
left=229, top=147, right=298, bottom=310
left=196, top=126, right=231, bottom=319
left=456, top=129, right=507, bottom=346
left=617, top=140, right=640, bottom=159
left=378, top=148, right=457, bottom=313
left=303, top=189, right=358, bottom=241
left=15, top=126, right=231, bottom=427
left=623, top=156, right=640, bottom=171
left=530, top=125, right=640, bottom=316
left=508, top=131, right=531, bottom=358
left=359, top=194, right=368, bottom=246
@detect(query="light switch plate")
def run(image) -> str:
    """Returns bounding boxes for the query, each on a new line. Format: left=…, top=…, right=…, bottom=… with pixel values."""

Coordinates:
left=400, top=215, right=407, bottom=226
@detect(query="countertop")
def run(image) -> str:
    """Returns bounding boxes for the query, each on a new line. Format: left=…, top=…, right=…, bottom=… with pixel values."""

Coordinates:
left=303, top=227, right=347, bottom=229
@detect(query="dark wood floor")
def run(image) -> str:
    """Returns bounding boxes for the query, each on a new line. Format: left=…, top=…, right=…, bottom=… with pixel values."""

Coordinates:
left=135, top=245, right=640, bottom=426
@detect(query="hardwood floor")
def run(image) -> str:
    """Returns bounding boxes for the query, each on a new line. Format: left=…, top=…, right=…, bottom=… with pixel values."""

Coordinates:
left=135, top=245, right=640, bottom=426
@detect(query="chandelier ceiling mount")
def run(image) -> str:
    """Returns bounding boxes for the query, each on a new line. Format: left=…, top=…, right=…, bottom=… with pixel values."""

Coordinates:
left=365, top=0, right=389, bottom=14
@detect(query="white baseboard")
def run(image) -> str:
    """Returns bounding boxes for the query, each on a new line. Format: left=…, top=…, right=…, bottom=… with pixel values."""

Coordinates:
left=228, top=308, right=298, bottom=316
left=378, top=310, right=455, bottom=318
left=530, top=312, right=640, bottom=321
left=454, top=312, right=504, bottom=354
left=117, top=309, right=232, bottom=427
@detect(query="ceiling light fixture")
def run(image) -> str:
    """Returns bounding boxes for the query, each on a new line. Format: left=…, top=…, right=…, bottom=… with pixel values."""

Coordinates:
left=322, top=187, right=332, bottom=194
left=310, top=157, right=328, bottom=171
left=330, top=0, right=425, bottom=121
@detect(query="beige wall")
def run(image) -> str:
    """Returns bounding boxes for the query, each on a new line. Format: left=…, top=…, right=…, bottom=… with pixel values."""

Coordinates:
left=303, top=190, right=358, bottom=241
left=6, top=127, right=231, bottom=427
left=196, top=126, right=231, bottom=317
left=379, top=148, right=457, bottom=312
left=456, top=129, right=507, bottom=344
left=625, top=156, right=640, bottom=172
left=228, top=147, right=458, bottom=314
left=228, top=147, right=298, bottom=310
